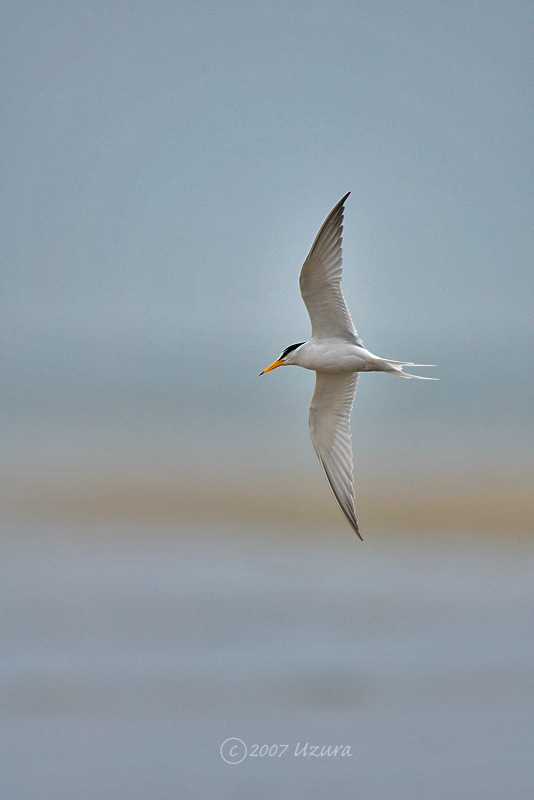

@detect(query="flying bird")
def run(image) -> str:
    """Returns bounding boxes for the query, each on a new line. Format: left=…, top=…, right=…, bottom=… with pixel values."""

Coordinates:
left=261, top=193, right=436, bottom=539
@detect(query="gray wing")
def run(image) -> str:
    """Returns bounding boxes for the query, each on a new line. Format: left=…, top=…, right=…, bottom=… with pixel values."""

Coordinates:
left=299, top=193, right=363, bottom=345
left=308, top=371, right=361, bottom=539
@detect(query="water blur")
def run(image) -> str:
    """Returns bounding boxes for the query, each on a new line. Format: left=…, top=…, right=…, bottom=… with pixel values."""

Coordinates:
left=1, top=520, right=533, bottom=799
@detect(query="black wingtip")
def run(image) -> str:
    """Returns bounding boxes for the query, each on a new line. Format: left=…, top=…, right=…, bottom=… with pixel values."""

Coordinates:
left=318, top=456, right=363, bottom=541
left=344, top=512, right=363, bottom=541
left=351, top=515, right=363, bottom=541
left=333, top=192, right=351, bottom=213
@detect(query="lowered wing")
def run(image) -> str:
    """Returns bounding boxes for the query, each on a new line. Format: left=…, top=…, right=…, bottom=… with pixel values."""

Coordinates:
left=308, top=371, right=361, bottom=539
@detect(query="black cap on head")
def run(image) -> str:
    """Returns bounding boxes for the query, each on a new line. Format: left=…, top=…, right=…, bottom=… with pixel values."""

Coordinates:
left=280, top=342, right=305, bottom=359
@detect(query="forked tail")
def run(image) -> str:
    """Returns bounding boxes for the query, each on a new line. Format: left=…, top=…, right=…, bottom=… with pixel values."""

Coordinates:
left=383, top=360, right=438, bottom=380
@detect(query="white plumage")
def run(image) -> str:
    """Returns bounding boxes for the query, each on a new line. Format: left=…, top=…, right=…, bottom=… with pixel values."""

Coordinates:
left=261, top=193, right=436, bottom=538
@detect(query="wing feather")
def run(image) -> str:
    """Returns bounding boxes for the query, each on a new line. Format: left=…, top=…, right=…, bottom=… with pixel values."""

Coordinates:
left=299, top=193, right=363, bottom=344
left=308, top=372, right=361, bottom=539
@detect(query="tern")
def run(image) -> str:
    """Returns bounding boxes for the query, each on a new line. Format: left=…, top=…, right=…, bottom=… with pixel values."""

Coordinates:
left=261, top=193, right=436, bottom=539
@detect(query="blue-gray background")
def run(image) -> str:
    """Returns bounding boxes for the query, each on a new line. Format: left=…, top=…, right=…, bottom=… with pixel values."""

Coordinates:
left=2, top=3, right=533, bottom=799
left=3, top=0, right=533, bottom=483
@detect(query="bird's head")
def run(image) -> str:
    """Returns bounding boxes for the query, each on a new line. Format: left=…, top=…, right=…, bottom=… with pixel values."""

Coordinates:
left=260, top=342, right=306, bottom=374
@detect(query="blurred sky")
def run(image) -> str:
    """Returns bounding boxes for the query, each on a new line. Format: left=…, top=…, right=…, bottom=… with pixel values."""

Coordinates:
left=2, top=0, right=533, bottom=478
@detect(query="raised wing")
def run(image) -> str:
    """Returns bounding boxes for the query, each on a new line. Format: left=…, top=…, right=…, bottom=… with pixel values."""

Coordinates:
left=308, top=371, right=361, bottom=539
left=299, top=193, right=363, bottom=344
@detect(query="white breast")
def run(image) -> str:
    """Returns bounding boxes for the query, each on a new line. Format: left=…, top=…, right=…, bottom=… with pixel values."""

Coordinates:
left=292, top=340, right=370, bottom=373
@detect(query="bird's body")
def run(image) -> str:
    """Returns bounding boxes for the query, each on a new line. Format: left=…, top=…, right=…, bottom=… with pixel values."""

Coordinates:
left=276, top=338, right=421, bottom=375
left=261, top=193, right=436, bottom=539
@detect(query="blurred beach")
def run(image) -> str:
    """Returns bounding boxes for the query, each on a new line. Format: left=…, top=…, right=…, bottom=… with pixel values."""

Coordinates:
left=3, top=459, right=534, bottom=533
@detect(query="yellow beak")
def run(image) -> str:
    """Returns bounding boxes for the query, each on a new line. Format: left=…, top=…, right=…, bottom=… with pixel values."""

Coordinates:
left=260, top=359, right=284, bottom=375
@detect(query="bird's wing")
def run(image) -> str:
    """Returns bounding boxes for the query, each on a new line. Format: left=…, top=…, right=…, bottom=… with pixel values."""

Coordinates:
left=309, top=371, right=361, bottom=539
left=299, top=193, right=363, bottom=344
